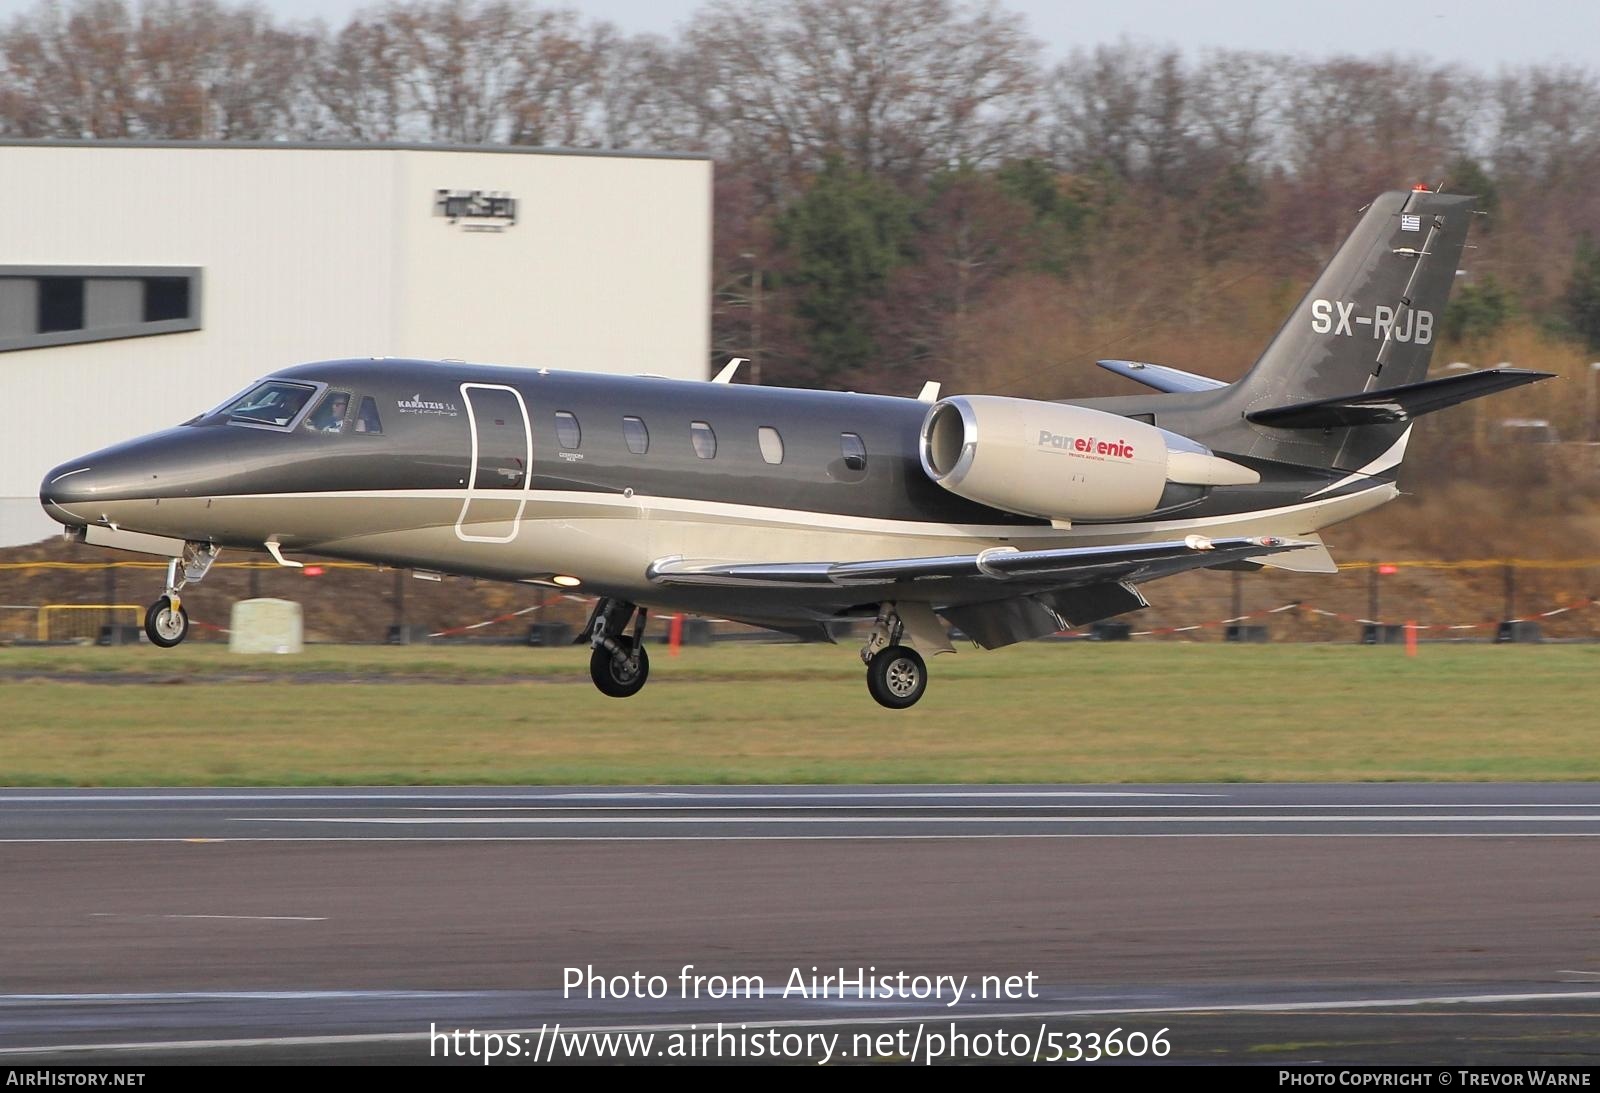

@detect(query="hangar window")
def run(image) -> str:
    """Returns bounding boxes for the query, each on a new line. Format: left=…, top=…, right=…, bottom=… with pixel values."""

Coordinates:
left=841, top=433, right=867, bottom=472
left=690, top=421, right=717, bottom=459
left=623, top=416, right=649, bottom=455
left=0, top=266, right=202, bottom=353
left=37, top=277, right=84, bottom=333
left=144, top=277, right=191, bottom=323
left=758, top=426, right=784, bottom=465
left=555, top=411, right=582, bottom=449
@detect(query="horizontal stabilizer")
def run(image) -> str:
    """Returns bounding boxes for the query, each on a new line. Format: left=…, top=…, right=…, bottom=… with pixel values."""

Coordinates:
left=1245, top=368, right=1553, bottom=429
left=1096, top=359, right=1229, bottom=394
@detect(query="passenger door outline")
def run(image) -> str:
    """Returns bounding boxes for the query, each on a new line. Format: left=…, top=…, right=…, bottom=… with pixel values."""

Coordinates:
left=455, top=382, right=532, bottom=544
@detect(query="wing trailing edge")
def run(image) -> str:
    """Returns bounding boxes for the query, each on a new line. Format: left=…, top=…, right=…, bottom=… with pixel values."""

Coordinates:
left=647, top=535, right=1317, bottom=590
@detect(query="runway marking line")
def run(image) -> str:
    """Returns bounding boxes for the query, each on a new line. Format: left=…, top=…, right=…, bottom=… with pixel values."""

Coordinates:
left=88, top=914, right=326, bottom=922
left=5, top=989, right=1600, bottom=1057
left=231, top=814, right=1600, bottom=824
left=7, top=833, right=1600, bottom=843
left=403, top=803, right=1600, bottom=811
left=0, top=790, right=1229, bottom=803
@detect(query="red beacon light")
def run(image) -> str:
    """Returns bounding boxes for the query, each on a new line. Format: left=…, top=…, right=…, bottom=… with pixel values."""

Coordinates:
left=1411, top=183, right=1431, bottom=191
left=303, top=565, right=325, bottom=577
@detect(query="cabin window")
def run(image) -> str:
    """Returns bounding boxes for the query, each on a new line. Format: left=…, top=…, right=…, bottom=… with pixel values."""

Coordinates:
left=758, top=426, right=784, bottom=465
left=221, top=381, right=316, bottom=428
left=623, top=416, right=649, bottom=455
left=841, top=432, right=867, bottom=471
left=691, top=420, right=717, bottom=459
left=555, top=410, right=581, bottom=449
left=355, top=396, right=383, bottom=435
left=307, top=390, right=352, bottom=432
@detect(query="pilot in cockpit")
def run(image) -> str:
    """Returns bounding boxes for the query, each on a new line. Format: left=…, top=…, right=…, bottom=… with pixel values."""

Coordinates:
left=309, top=393, right=349, bottom=432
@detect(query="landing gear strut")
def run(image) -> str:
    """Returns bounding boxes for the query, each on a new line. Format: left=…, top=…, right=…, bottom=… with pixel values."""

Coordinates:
left=143, top=543, right=219, bottom=648
left=583, top=598, right=650, bottom=698
left=860, top=604, right=929, bottom=709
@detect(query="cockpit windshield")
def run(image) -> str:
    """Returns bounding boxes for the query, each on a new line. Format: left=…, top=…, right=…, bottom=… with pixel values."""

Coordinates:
left=221, top=381, right=317, bottom=428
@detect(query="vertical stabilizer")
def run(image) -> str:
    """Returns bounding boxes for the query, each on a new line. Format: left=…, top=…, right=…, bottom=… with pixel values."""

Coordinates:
left=1224, top=190, right=1475, bottom=470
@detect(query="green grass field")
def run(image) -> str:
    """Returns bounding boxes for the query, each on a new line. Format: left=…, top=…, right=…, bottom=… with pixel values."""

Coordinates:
left=0, top=643, right=1595, bottom=785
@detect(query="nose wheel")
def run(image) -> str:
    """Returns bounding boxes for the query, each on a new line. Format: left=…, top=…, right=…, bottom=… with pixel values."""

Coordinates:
left=142, top=543, right=218, bottom=648
left=144, top=595, right=190, bottom=648
left=866, top=645, right=927, bottom=709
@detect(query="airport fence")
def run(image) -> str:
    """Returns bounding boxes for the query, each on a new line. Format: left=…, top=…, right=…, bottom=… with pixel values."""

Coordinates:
left=2, top=557, right=1599, bottom=646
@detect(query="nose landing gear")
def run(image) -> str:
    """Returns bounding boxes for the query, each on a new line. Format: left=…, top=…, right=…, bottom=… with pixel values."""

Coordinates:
left=143, top=543, right=219, bottom=648
left=583, top=598, right=650, bottom=698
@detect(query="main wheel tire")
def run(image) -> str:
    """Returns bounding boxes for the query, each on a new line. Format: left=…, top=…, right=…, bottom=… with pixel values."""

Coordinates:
left=590, top=636, right=650, bottom=698
left=866, top=645, right=927, bottom=709
left=144, top=595, right=189, bottom=648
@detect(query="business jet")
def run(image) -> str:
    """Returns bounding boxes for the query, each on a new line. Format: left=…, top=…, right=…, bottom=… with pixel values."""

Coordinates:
left=39, top=189, right=1548, bottom=707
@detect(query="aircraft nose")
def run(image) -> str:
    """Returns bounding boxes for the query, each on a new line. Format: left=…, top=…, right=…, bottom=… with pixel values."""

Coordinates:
left=40, top=460, right=108, bottom=525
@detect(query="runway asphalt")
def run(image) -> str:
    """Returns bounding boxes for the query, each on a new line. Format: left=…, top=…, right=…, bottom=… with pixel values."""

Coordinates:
left=3, top=784, right=1600, bottom=1065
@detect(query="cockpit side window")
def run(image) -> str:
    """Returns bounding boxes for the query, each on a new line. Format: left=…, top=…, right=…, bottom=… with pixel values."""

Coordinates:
left=307, top=391, right=352, bottom=433
left=355, top=396, right=383, bottom=435
left=222, top=381, right=316, bottom=428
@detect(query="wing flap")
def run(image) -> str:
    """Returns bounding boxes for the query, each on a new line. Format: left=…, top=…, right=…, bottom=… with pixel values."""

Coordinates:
left=648, top=535, right=1316, bottom=590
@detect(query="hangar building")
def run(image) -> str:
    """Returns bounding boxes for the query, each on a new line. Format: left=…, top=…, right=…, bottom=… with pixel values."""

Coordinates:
left=0, top=140, right=713, bottom=545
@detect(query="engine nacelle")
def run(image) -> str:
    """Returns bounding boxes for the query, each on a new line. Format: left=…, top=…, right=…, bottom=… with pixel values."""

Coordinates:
left=918, top=395, right=1258, bottom=522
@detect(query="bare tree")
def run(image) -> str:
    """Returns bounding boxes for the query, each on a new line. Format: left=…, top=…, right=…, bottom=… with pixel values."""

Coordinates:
left=0, top=0, right=141, bottom=137
left=1048, top=43, right=1176, bottom=185
left=312, top=13, right=408, bottom=140
left=586, top=27, right=697, bottom=151
left=135, top=0, right=319, bottom=139
left=1491, top=65, right=1600, bottom=188
left=1187, top=49, right=1287, bottom=175
left=681, top=0, right=1042, bottom=193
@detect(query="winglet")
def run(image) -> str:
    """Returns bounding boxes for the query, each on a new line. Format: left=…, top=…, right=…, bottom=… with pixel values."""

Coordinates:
left=712, top=357, right=747, bottom=384
left=917, top=381, right=942, bottom=402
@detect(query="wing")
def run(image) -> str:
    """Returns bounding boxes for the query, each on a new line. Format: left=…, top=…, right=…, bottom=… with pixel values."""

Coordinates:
left=650, top=535, right=1317, bottom=650
left=648, top=535, right=1315, bottom=591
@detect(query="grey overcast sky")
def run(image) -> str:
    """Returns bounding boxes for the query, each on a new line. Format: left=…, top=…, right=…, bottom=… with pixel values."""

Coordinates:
left=0, top=0, right=1596, bottom=71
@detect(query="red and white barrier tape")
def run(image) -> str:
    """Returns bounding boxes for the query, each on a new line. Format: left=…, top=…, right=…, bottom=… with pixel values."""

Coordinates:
left=1111, top=597, right=1600, bottom=638
left=428, top=603, right=547, bottom=639
left=186, top=603, right=549, bottom=639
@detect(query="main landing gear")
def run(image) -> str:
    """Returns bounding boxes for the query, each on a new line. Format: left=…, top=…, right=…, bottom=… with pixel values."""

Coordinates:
left=143, top=542, right=219, bottom=648
left=860, top=605, right=929, bottom=710
left=583, top=598, right=650, bottom=698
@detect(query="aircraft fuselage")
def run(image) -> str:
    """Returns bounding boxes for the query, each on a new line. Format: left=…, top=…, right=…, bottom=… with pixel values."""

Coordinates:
left=39, top=358, right=1388, bottom=623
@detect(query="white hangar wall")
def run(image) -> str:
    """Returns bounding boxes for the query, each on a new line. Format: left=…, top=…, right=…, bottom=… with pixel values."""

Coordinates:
left=0, top=141, right=712, bottom=546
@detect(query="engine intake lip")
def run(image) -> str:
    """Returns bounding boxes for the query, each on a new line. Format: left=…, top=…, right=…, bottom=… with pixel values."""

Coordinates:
left=919, top=398, right=979, bottom=486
